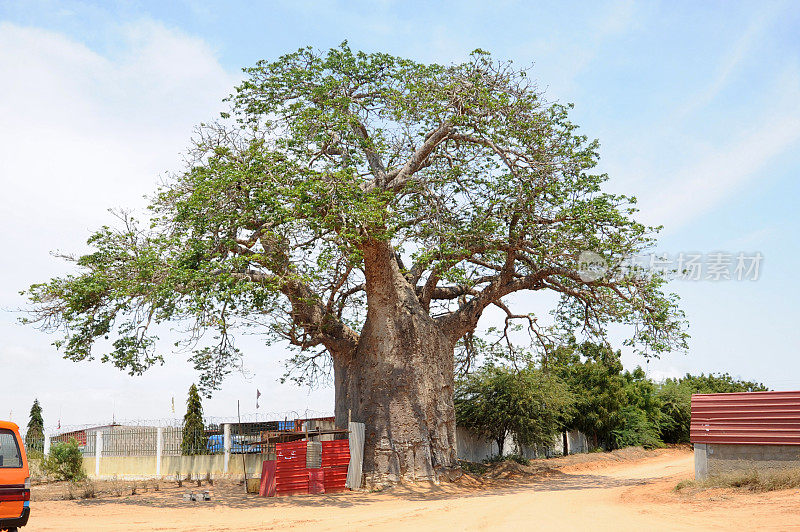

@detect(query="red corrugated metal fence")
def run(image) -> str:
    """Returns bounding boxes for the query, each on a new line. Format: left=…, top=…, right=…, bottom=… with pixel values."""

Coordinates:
left=308, top=469, right=325, bottom=494
left=275, top=441, right=309, bottom=495
left=259, top=460, right=276, bottom=497
left=321, top=440, right=350, bottom=492
left=691, top=391, right=800, bottom=445
left=271, top=439, right=350, bottom=496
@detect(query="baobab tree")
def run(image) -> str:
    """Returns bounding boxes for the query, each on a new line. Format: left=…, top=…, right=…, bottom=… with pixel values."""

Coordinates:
left=25, top=44, right=687, bottom=483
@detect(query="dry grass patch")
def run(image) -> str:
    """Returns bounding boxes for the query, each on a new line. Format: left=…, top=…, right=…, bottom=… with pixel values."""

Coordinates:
left=66, top=479, right=97, bottom=499
left=676, top=468, right=800, bottom=493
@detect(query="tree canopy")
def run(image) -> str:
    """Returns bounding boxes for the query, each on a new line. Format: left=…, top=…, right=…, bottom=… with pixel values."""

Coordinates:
left=24, top=43, right=688, bottom=395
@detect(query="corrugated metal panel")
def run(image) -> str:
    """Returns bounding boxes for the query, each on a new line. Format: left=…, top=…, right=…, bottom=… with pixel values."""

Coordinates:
left=323, top=466, right=348, bottom=492
left=346, top=422, right=365, bottom=490
left=308, top=468, right=325, bottom=494
left=691, top=391, right=800, bottom=445
left=321, top=440, right=350, bottom=492
left=259, top=460, right=277, bottom=497
left=321, top=440, right=350, bottom=467
left=275, top=441, right=309, bottom=495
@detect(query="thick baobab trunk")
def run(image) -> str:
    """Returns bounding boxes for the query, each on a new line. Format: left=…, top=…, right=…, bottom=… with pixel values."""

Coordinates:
left=333, top=240, right=459, bottom=484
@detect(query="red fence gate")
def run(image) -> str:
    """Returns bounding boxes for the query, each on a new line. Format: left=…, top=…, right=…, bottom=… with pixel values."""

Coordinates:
left=269, top=439, right=350, bottom=496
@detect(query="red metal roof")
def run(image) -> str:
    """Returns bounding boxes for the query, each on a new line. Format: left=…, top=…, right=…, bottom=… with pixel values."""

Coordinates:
left=691, top=391, right=800, bottom=445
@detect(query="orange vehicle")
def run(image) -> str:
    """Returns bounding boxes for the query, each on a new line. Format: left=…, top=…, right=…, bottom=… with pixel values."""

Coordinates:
left=0, top=421, right=29, bottom=531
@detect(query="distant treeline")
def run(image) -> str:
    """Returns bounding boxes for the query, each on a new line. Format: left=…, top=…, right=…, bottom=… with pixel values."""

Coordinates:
left=455, top=341, right=767, bottom=453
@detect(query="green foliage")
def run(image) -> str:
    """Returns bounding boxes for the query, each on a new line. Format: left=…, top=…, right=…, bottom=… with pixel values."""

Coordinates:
left=43, top=439, right=86, bottom=481
left=656, top=373, right=768, bottom=443
left=611, top=406, right=663, bottom=449
left=483, top=453, right=531, bottom=465
left=23, top=43, right=688, bottom=393
left=25, top=398, right=45, bottom=454
left=455, top=364, right=572, bottom=453
left=549, top=342, right=628, bottom=449
left=618, top=367, right=664, bottom=448
left=655, top=380, right=691, bottom=444
left=458, top=460, right=489, bottom=475
left=479, top=340, right=769, bottom=451
left=181, top=384, right=208, bottom=455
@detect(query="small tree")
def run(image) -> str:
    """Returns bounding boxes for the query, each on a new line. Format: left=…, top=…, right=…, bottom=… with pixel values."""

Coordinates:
left=455, top=364, right=572, bottom=455
left=42, top=439, right=85, bottom=481
left=181, top=384, right=207, bottom=455
left=25, top=399, right=45, bottom=455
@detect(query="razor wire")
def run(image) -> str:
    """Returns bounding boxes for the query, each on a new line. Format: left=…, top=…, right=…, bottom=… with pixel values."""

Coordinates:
left=31, top=408, right=334, bottom=457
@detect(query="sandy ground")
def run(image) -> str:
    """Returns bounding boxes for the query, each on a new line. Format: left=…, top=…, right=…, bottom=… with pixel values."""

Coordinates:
left=24, top=448, right=800, bottom=531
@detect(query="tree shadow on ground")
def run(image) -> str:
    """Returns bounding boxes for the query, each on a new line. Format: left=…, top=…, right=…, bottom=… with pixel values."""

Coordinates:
left=70, top=469, right=659, bottom=510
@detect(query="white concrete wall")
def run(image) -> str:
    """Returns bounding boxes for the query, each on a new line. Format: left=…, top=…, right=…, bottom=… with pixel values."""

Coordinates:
left=82, top=453, right=265, bottom=480
left=456, top=427, right=502, bottom=462
left=456, top=427, right=589, bottom=462
left=566, top=430, right=589, bottom=455
left=694, top=443, right=708, bottom=479
left=695, top=443, right=800, bottom=480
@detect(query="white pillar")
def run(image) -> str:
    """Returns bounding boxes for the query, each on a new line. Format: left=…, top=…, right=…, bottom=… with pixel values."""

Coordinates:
left=43, top=432, right=51, bottom=455
left=223, top=423, right=231, bottom=474
left=95, top=430, right=103, bottom=477
left=156, top=427, right=164, bottom=477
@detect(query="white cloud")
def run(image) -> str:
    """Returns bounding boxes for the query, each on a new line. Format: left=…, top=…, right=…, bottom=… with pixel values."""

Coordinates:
left=601, top=53, right=800, bottom=233
left=0, top=21, right=333, bottom=429
left=606, top=5, right=800, bottom=232
left=640, top=106, right=800, bottom=230
left=0, top=20, right=236, bottom=238
left=595, top=0, right=639, bottom=38
left=677, top=5, right=783, bottom=121
left=637, top=83, right=800, bottom=231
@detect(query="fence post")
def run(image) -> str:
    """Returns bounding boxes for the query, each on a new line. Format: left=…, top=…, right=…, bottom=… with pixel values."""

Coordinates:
left=43, top=432, right=50, bottom=455
left=223, top=423, right=231, bottom=474
left=156, top=427, right=164, bottom=477
left=95, top=430, right=103, bottom=478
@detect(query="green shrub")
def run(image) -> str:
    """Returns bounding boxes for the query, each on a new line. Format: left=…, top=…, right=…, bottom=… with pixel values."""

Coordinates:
left=611, top=406, right=663, bottom=449
left=483, top=453, right=530, bottom=465
left=459, top=460, right=488, bottom=475
left=43, top=439, right=86, bottom=481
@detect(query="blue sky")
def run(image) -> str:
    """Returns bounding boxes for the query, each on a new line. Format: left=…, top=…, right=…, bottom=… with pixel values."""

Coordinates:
left=1, top=1, right=799, bottom=430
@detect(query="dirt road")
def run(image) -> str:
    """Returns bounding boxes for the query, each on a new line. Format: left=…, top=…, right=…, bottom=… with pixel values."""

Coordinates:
left=25, top=449, right=800, bottom=531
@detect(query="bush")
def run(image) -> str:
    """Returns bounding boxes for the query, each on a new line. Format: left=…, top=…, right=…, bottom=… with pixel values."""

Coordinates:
left=26, top=451, right=47, bottom=482
left=459, top=460, right=488, bottom=475
left=611, top=406, right=664, bottom=450
left=43, top=439, right=86, bottom=481
left=483, top=453, right=530, bottom=465
left=66, top=479, right=96, bottom=499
